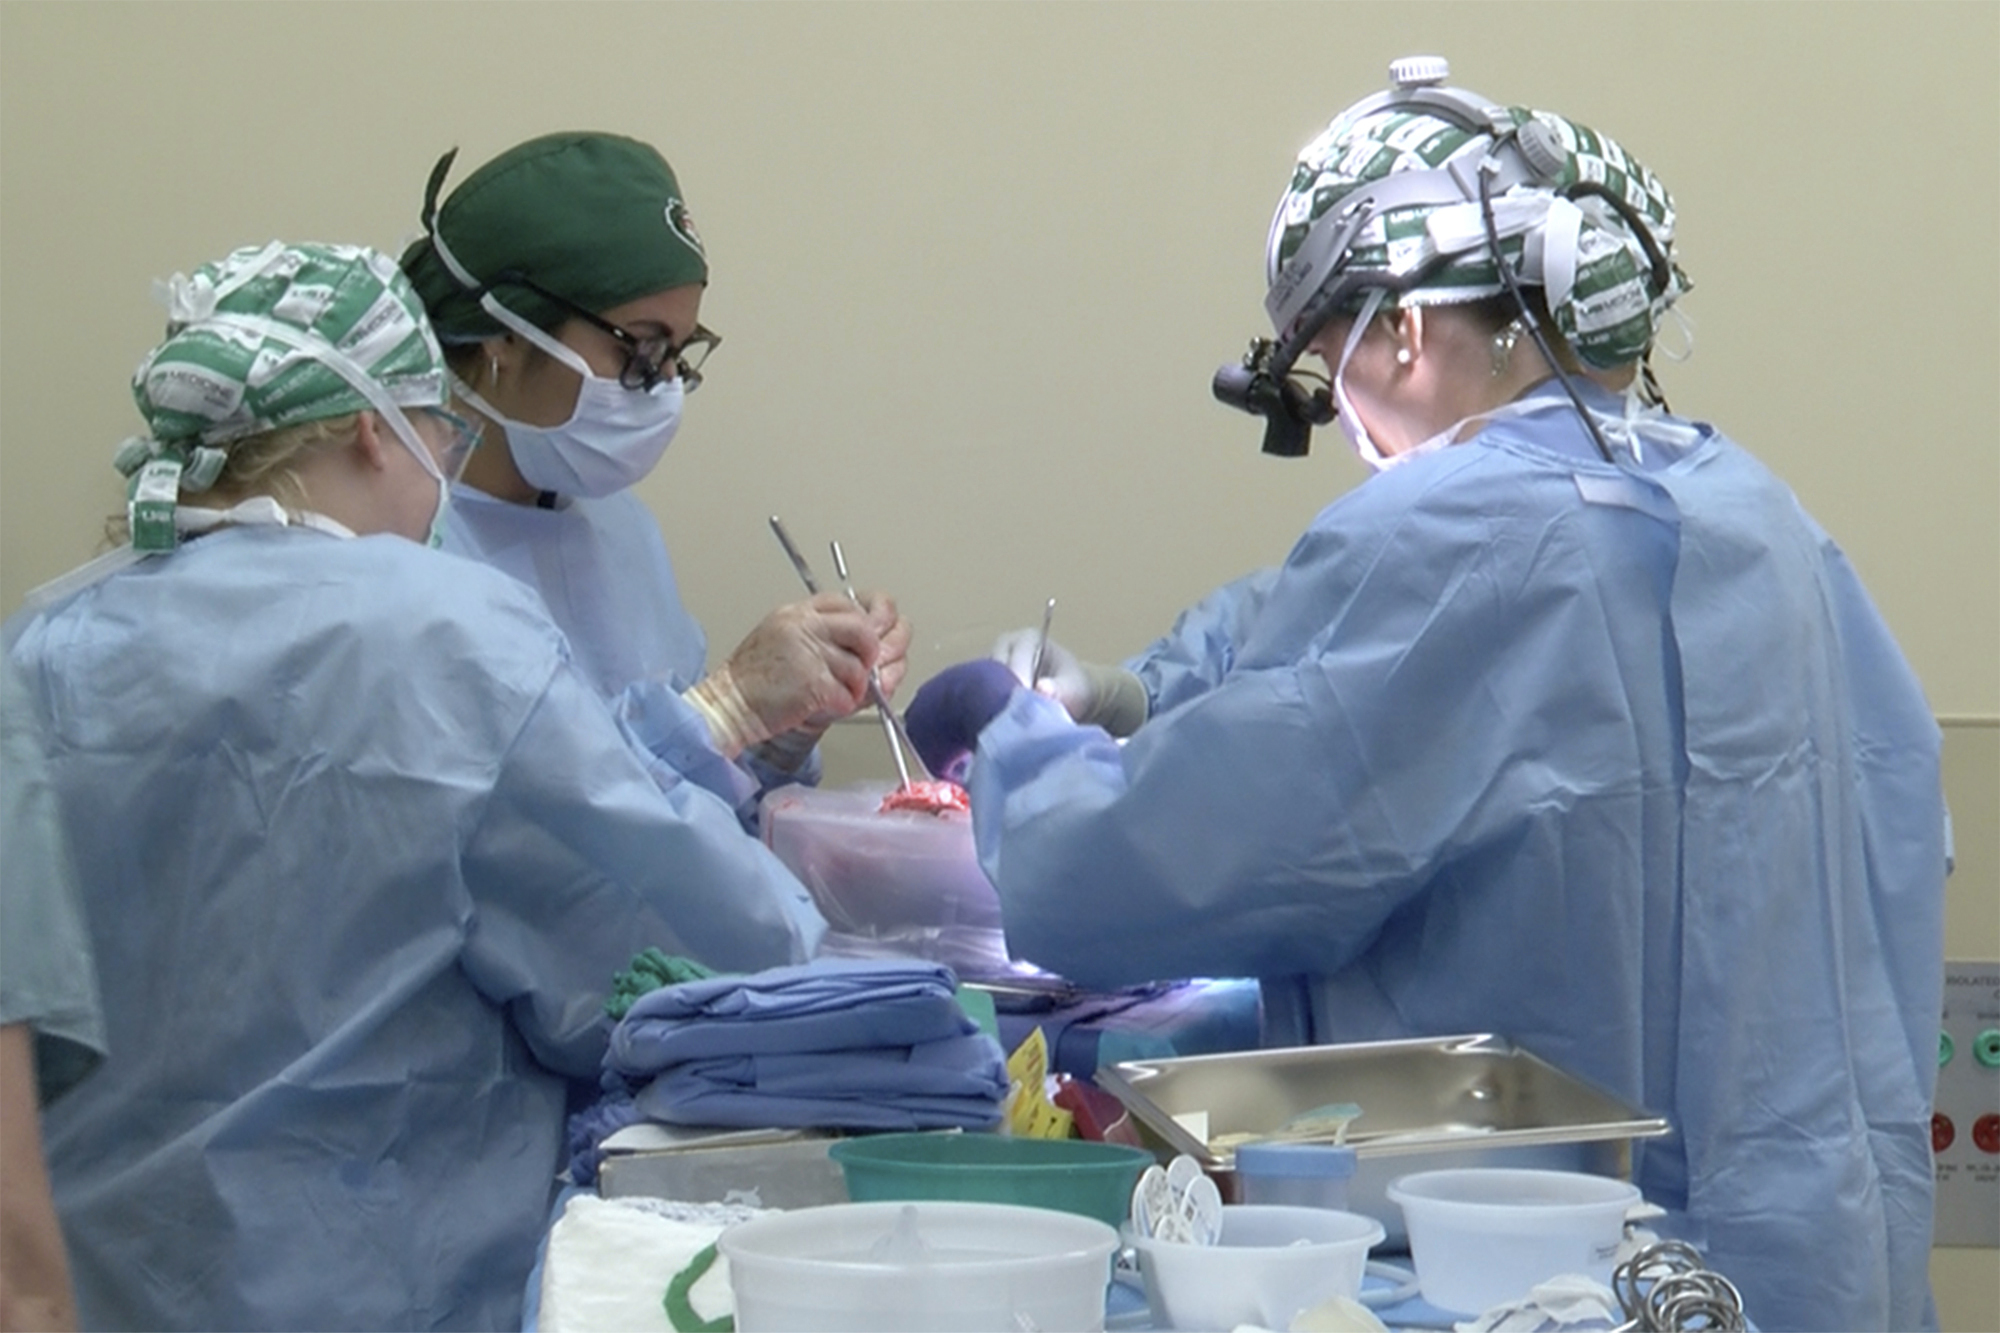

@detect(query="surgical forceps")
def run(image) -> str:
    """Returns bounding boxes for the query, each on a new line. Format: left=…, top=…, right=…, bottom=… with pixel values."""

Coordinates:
left=765, top=516, right=925, bottom=788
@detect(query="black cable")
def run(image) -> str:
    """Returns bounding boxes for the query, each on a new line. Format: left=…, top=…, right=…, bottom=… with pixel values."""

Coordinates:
left=1640, top=356, right=1670, bottom=413
left=1564, top=181, right=1674, bottom=298
left=1476, top=152, right=1619, bottom=464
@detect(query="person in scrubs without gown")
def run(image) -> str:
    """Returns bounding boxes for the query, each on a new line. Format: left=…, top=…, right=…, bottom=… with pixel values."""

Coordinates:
left=907, top=59, right=1946, bottom=1333
left=0, top=657, right=105, bottom=1333
left=6, top=241, right=826, bottom=1331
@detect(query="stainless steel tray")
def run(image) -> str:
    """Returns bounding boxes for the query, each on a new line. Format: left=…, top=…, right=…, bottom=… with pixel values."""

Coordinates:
left=598, top=1134, right=849, bottom=1210
left=1096, top=1032, right=1669, bottom=1244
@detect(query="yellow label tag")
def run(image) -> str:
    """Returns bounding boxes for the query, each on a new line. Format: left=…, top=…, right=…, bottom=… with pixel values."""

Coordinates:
left=1004, top=1028, right=1074, bottom=1139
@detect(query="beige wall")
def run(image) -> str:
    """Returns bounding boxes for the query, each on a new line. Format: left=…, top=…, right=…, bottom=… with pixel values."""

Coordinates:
left=3, top=3, right=1995, bottom=708
left=3, top=2, right=1995, bottom=1324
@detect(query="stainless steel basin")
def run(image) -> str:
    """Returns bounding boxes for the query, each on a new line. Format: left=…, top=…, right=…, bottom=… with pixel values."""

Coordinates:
left=1095, top=1032, right=1670, bottom=1245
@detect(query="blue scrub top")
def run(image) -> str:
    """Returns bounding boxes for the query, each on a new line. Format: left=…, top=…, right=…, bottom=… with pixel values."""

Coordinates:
left=0, top=656, right=105, bottom=1103
left=966, top=384, right=1945, bottom=1333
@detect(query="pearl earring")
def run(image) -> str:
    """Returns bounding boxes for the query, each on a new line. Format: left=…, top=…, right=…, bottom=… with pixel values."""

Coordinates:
left=1395, top=347, right=1413, bottom=366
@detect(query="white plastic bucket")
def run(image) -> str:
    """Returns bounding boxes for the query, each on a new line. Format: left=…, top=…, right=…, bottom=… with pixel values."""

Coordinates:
left=719, top=1199, right=1119, bottom=1332
left=1125, top=1203, right=1383, bottom=1331
left=1386, top=1168, right=1640, bottom=1315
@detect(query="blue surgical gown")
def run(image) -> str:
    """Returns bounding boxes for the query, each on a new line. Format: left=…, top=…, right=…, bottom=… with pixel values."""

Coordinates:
left=5, top=527, right=827, bottom=1332
left=968, top=383, right=1944, bottom=1333
left=442, top=484, right=818, bottom=809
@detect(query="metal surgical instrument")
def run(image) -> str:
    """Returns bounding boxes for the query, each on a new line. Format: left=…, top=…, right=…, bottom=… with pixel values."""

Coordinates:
left=764, top=517, right=925, bottom=787
left=1028, top=597, right=1056, bottom=688
left=828, top=539, right=927, bottom=788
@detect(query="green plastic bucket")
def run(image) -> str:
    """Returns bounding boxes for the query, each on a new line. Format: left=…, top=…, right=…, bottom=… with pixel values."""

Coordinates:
left=829, top=1132, right=1154, bottom=1228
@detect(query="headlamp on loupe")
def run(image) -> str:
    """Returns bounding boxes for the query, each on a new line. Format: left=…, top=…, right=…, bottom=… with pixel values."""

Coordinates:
left=1211, top=339, right=1333, bottom=459
left=1210, top=259, right=1439, bottom=459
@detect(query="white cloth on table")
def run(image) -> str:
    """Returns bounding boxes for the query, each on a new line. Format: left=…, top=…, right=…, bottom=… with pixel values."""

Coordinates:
left=539, top=1194, right=764, bottom=1333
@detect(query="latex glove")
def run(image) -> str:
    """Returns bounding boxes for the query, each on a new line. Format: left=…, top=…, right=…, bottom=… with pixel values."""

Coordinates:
left=904, top=659, right=1023, bottom=782
left=747, top=591, right=912, bottom=773
left=684, top=592, right=886, bottom=758
left=989, top=629, right=1149, bottom=737
left=854, top=589, right=913, bottom=702
left=747, top=726, right=823, bottom=775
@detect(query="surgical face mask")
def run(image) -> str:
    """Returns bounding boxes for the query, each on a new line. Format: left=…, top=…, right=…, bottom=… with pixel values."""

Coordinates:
left=378, top=405, right=454, bottom=549
left=458, top=317, right=684, bottom=499
left=423, top=470, right=451, bottom=547
left=1331, top=289, right=1404, bottom=471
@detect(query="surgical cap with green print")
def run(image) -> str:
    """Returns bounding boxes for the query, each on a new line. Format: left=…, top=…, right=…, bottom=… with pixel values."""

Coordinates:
left=1266, top=89, right=1690, bottom=369
left=114, top=240, right=447, bottom=550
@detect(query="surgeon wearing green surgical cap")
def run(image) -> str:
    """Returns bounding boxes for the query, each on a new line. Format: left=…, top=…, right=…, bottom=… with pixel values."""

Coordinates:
left=400, top=132, right=911, bottom=812
left=5, top=240, right=825, bottom=1331
left=908, top=58, right=1946, bottom=1333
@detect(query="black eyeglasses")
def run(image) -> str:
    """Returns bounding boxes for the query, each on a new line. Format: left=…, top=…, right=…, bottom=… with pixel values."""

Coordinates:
left=480, top=272, right=720, bottom=392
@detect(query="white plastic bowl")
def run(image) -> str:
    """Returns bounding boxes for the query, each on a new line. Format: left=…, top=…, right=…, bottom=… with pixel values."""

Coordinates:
left=1386, top=1168, right=1640, bottom=1315
left=1125, top=1203, right=1384, bottom=1331
left=718, top=1199, right=1119, bottom=1332
left=759, top=783, right=1010, bottom=976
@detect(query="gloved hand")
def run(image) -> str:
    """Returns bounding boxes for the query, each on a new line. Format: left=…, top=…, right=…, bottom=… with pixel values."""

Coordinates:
left=904, top=658, right=1023, bottom=782
left=684, top=592, right=890, bottom=758
left=745, top=590, right=913, bottom=773
left=989, top=629, right=1149, bottom=738
left=855, top=589, right=913, bottom=701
